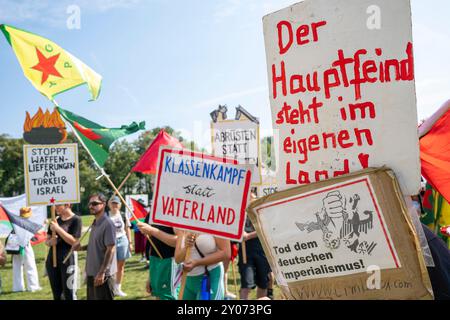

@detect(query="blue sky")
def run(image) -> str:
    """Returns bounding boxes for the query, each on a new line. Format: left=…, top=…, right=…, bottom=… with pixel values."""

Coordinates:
left=0, top=0, right=449, bottom=150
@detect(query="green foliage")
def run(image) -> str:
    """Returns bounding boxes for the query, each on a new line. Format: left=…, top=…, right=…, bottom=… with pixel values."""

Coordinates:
left=0, top=134, right=25, bottom=197
left=261, top=135, right=276, bottom=170
left=0, top=126, right=202, bottom=214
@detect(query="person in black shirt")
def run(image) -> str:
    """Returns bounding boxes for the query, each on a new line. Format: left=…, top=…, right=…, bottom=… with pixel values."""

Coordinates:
left=45, top=203, right=82, bottom=300
left=422, top=224, right=450, bottom=300
left=137, top=222, right=181, bottom=300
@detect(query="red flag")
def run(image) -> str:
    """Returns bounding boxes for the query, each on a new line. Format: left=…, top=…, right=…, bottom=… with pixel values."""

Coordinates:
left=420, top=103, right=450, bottom=203
left=132, top=129, right=183, bottom=175
left=130, top=198, right=148, bottom=224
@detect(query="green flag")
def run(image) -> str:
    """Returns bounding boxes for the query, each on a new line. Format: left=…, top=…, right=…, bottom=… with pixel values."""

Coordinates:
left=57, top=107, right=145, bottom=168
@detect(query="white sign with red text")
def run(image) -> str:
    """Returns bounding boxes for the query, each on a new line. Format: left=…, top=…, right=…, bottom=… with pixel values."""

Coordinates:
left=151, top=148, right=252, bottom=241
left=263, top=0, right=420, bottom=195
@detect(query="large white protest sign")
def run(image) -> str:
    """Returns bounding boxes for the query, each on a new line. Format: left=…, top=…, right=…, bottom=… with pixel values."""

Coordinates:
left=23, top=144, right=80, bottom=206
left=211, top=119, right=262, bottom=185
left=151, top=148, right=252, bottom=241
left=263, top=0, right=420, bottom=195
left=253, top=177, right=400, bottom=283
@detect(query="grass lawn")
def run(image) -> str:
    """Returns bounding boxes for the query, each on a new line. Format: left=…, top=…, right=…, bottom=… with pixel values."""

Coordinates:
left=0, top=215, right=279, bottom=300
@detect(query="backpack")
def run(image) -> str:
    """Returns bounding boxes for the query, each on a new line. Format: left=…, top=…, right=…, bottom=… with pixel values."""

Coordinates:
left=5, top=232, right=21, bottom=255
left=194, top=242, right=211, bottom=300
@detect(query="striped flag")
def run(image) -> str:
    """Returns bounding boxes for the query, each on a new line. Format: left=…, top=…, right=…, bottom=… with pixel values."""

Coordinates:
left=130, top=198, right=148, bottom=225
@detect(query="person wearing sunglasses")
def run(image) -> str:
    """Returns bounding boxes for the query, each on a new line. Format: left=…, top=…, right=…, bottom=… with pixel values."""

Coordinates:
left=72, top=193, right=117, bottom=300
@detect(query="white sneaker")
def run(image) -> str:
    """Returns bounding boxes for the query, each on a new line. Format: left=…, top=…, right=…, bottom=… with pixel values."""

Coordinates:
left=116, top=289, right=127, bottom=297
left=114, top=284, right=127, bottom=297
left=225, top=292, right=237, bottom=300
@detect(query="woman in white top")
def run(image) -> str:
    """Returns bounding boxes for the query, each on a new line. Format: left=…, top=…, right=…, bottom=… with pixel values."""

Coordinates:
left=108, top=196, right=132, bottom=297
left=175, top=232, right=230, bottom=300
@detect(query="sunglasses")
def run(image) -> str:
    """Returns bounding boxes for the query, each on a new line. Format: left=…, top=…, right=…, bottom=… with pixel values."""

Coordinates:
left=88, top=201, right=104, bottom=207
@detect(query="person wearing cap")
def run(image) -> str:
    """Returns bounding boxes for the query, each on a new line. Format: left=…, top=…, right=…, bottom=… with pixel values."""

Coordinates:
left=45, top=203, right=82, bottom=300
left=10, top=207, right=41, bottom=292
left=107, top=195, right=132, bottom=297
left=72, top=193, right=117, bottom=300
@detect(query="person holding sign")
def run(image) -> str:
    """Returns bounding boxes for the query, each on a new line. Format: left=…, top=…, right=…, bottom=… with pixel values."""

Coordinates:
left=175, top=232, right=231, bottom=300
left=72, top=193, right=117, bottom=300
left=137, top=222, right=181, bottom=300
left=107, top=196, right=132, bottom=297
left=45, top=203, right=82, bottom=300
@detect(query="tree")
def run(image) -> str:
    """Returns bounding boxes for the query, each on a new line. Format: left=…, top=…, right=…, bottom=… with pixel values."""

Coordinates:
left=261, top=135, right=276, bottom=171
left=0, top=134, right=25, bottom=196
left=0, top=126, right=204, bottom=213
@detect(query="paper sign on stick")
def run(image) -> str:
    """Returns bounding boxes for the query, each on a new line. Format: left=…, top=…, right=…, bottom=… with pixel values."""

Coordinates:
left=23, top=143, right=80, bottom=206
left=151, top=148, right=252, bottom=241
left=211, top=118, right=262, bottom=185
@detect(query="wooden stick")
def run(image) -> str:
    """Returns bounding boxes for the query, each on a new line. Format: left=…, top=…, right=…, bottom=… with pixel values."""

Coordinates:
left=113, top=171, right=132, bottom=196
left=178, top=246, right=192, bottom=300
left=231, top=258, right=238, bottom=298
left=101, top=169, right=163, bottom=259
left=63, top=225, right=92, bottom=264
left=241, top=240, right=247, bottom=264
left=51, top=205, right=57, bottom=268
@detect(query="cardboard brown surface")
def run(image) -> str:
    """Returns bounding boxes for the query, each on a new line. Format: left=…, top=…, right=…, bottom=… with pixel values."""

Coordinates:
left=247, top=167, right=433, bottom=299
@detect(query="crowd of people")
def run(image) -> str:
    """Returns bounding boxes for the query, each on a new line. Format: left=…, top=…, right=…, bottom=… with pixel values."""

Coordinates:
left=0, top=189, right=277, bottom=300
left=0, top=186, right=448, bottom=300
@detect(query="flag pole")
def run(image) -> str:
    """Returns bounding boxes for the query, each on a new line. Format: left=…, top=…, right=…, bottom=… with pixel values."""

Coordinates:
left=100, top=168, right=162, bottom=259
left=63, top=224, right=93, bottom=264
left=52, top=100, right=162, bottom=259
left=113, top=171, right=133, bottom=196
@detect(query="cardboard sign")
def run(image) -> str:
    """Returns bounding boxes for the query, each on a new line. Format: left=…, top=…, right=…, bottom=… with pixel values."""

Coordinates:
left=151, top=148, right=252, bottom=241
left=211, top=119, right=262, bottom=185
left=23, top=144, right=80, bottom=206
left=263, top=0, right=420, bottom=195
left=247, top=168, right=433, bottom=299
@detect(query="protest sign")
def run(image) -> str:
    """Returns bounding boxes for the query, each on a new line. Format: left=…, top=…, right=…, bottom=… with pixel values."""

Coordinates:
left=263, top=0, right=420, bottom=195
left=23, top=143, right=80, bottom=206
left=211, top=109, right=262, bottom=185
left=151, top=148, right=252, bottom=241
left=257, top=168, right=278, bottom=197
left=247, top=167, right=433, bottom=299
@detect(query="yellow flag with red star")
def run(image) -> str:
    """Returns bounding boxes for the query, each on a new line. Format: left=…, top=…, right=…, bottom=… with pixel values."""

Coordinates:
left=0, top=24, right=102, bottom=101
